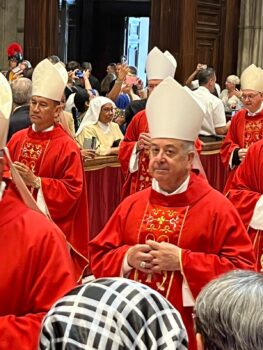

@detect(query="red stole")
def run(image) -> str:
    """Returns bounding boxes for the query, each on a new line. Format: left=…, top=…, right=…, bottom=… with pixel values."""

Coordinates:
left=16, top=135, right=51, bottom=195
left=133, top=150, right=152, bottom=193
left=130, top=201, right=189, bottom=304
left=244, top=118, right=263, bottom=147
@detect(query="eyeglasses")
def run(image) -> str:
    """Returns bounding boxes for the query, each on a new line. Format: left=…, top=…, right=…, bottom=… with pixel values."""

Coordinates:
left=240, top=92, right=260, bottom=100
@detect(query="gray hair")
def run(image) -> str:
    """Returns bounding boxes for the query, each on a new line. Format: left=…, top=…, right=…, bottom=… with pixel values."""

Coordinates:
left=194, top=270, right=263, bottom=350
left=182, top=140, right=195, bottom=153
left=226, top=74, right=240, bottom=85
left=10, top=78, right=32, bottom=106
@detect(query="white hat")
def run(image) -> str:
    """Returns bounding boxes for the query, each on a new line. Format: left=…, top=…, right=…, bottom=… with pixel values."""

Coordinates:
left=146, top=77, right=204, bottom=141
left=32, top=58, right=68, bottom=102
left=0, top=72, right=12, bottom=148
left=146, top=47, right=177, bottom=80
left=241, top=64, right=263, bottom=92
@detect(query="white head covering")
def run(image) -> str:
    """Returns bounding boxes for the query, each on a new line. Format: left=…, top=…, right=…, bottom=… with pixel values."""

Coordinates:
left=241, top=64, right=263, bottom=92
left=0, top=72, right=12, bottom=149
left=76, top=96, right=115, bottom=136
left=32, top=58, right=68, bottom=102
left=64, top=92, right=76, bottom=112
left=146, top=47, right=177, bottom=80
left=146, top=77, right=204, bottom=141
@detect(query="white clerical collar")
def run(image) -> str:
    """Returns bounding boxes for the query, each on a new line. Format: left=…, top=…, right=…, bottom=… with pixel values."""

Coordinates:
left=152, top=175, right=190, bottom=196
left=0, top=181, right=6, bottom=201
left=98, top=121, right=110, bottom=134
left=32, top=124, right=54, bottom=132
left=247, top=102, right=263, bottom=116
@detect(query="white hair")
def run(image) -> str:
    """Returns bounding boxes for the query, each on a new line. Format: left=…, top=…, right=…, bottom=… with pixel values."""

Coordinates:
left=226, top=75, right=240, bottom=85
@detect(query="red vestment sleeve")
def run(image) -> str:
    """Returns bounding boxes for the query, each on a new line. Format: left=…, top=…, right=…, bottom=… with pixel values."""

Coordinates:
left=220, top=110, right=246, bottom=166
left=89, top=205, right=132, bottom=277
left=227, top=141, right=263, bottom=227
left=118, top=109, right=147, bottom=176
left=0, top=192, right=76, bottom=350
left=181, top=202, right=256, bottom=299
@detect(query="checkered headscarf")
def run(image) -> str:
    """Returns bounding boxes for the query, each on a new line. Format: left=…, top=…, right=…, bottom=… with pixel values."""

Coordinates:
left=39, top=277, right=188, bottom=350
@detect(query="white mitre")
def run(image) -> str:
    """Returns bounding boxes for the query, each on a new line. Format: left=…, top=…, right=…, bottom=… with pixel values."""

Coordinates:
left=0, top=73, right=12, bottom=149
left=146, top=47, right=177, bottom=80
left=241, top=64, right=263, bottom=92
left=146, top=77, right=204, bottom=141
left=32, top=58, right=68, bottom=102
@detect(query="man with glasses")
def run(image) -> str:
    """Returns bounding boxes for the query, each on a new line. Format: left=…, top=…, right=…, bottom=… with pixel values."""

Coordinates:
left=221, top=64, right=263, bottom=192
left=5, top=58, right=89, bottom=282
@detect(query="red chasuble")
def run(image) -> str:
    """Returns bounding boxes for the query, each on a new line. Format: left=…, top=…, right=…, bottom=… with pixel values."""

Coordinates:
left=220, top=109, right=263, bottom=192
left=6, top=125, right=89, bottom=281
left=228, top=140, right=263, bottom=272
left=0, top=187, right=76, bottom=350
left=119, top=110, right=202, bottom=199
left=89, top=171, right=255, bottom=350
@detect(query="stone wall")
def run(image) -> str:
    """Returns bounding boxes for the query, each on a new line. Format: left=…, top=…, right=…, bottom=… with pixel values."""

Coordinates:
left=0, top=0, right=25, bottom=71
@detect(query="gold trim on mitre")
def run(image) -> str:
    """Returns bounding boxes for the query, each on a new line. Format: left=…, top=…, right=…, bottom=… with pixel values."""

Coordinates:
left=32, top=58, right=68, bottom=102
left=146, top=77, right=204, bottom=141
left=146, top=47, right=177, bottom=80
left=241, top=64, right=263, bottom=92
left=0, top=72, right=12, bottom=149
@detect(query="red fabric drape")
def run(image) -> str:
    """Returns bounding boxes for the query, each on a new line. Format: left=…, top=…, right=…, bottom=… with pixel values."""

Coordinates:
left=86, top=167, right=124, bottom=239
left=200, top=152, right=229, bottom=192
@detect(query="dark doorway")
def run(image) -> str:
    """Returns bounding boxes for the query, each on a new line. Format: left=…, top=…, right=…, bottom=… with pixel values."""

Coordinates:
left=64, top=0, right=150, bottom=80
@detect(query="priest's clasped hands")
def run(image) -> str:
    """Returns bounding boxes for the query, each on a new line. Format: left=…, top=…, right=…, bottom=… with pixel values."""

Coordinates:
left=127, top=240, right=181, bottom=273
left=13, top=161, right=39, bottom=187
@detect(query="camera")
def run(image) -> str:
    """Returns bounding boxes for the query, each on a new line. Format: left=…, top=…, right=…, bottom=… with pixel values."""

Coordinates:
left=75, top=70, right=84, bottom=78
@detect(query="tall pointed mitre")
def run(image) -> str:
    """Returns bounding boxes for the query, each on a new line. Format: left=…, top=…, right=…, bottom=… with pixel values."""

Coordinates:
left=146, top=77, right=204, bottom=141
left=146, top=47, right=177, bottom=80
left=241, top=64, right=263, bottom=92
left=0, top=72, right=12, bottom=149
left=32, top=58, right=68, bottom=102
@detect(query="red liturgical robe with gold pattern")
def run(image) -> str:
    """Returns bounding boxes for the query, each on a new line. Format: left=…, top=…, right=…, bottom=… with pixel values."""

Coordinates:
left=119, top=110, right=202, bottom=199
left=0, top=186, right=75, bottom=350
left=6, top=125, right=89, bottom=281
left=228, top=140, right=263, bottom=272
left=221, top=109, right=263, bottom=192
left=89, top=171, right=255, bottom=350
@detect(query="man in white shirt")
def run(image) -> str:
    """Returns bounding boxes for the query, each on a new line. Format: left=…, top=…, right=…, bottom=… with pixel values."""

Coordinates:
left=192, top=67, right=229, bottom=136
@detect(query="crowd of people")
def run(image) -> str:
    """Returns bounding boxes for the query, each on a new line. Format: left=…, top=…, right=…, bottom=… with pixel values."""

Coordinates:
left=1, top=41, right=263, bottom=350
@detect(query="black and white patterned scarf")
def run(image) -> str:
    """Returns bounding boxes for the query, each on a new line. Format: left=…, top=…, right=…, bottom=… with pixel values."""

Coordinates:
left=39, top=277, right=188, bottom=350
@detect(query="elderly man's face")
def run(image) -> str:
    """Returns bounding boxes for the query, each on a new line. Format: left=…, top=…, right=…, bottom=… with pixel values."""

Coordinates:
left=241, top=89, right=263, bottom=113
left=149, top=138, right=194, bottom=193
left=29, top=96, right=61, bottom=132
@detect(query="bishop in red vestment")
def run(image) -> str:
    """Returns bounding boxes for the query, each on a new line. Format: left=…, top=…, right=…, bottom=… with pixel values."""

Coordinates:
left=0, top=70, right=76, bottom=350
left=221, top=64, right=263, bottom=193
left=118, top=47, right=178, bottom=199
left=119, top=109, right=202, bottom=199
left=6, top=124, right=89, bottom=280
left=4, top=58, right=90, bottom=281
left=228, top=139, right=263, bottom=272
left=90, top=78, right=256, bottom=350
